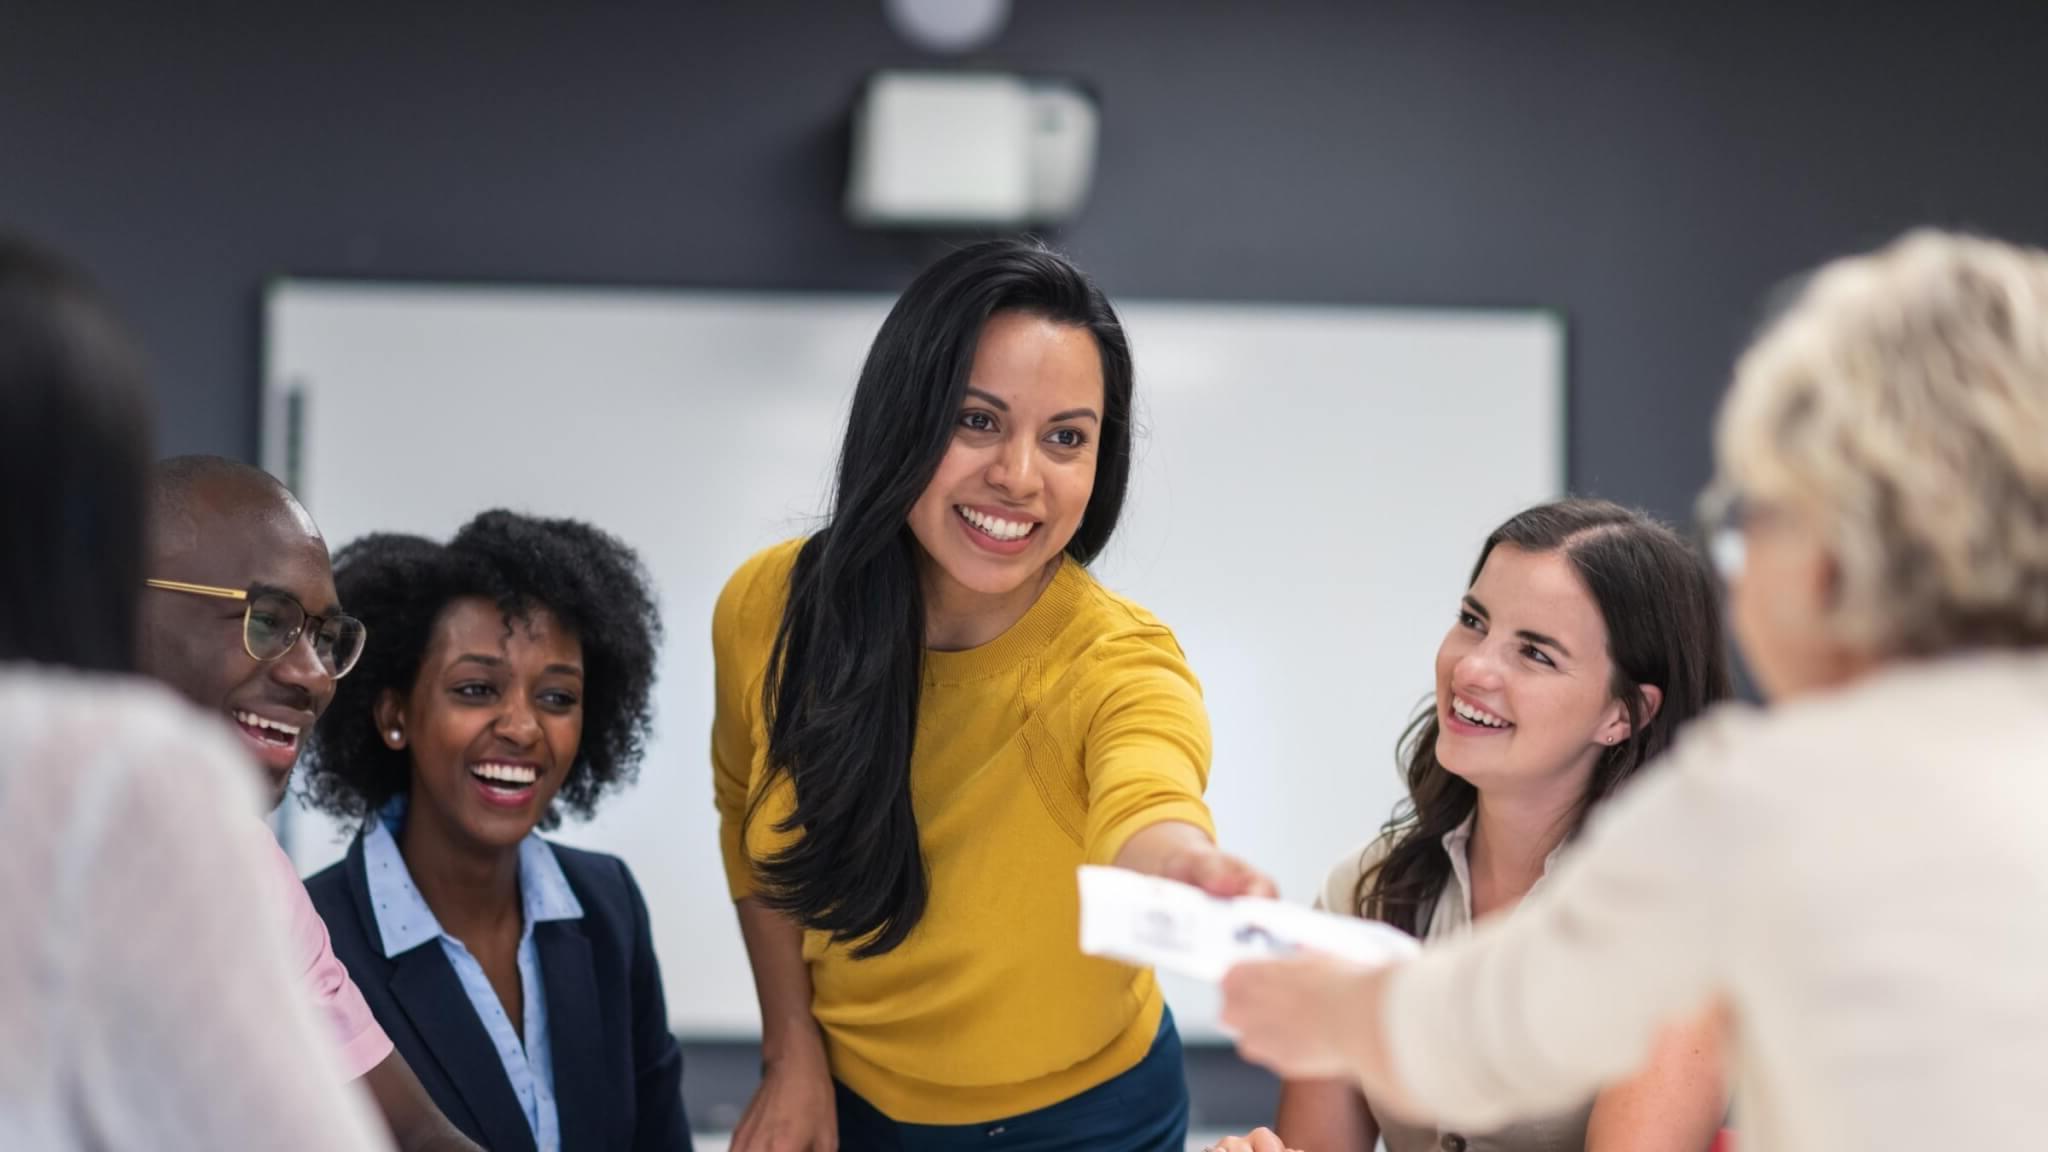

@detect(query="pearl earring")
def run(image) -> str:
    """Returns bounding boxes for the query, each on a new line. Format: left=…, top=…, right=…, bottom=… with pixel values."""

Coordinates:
left=389, top=729, right=403, bottom=743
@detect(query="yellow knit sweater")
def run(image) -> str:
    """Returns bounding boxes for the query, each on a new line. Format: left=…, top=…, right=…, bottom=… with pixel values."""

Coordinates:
left=712, top=538, right=1215, bottom=1123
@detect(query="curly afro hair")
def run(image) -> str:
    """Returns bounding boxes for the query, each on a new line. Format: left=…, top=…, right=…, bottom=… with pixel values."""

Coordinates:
left=302, top=509, right=662, bottom=830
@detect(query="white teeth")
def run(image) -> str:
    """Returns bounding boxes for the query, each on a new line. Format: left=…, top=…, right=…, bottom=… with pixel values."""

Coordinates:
left=956, top=505, right=1034, bottom=542
left=470, top=762, right=539, bottom=786
left=1452, top=697, right=1511, bottom=729
left=233, top=710, right=300, bottom=736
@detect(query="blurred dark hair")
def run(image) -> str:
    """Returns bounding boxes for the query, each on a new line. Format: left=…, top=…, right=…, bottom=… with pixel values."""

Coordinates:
left=1357, top=499, right=1733, bottom=934
left=0, top=234, right=150, bottom=674
left=752, top=238, right=1134, bottom=956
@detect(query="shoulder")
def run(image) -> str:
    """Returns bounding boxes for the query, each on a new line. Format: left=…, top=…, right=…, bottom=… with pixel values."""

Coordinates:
left=1068, top=565, right=1183, bottom=649
left=6, top=668, right=245, bottom=777
left=546, top=838, right=628, bottom=885
left=715, top=538, right=804, bottom=630
left=544, top=840, right=647, bottom=921
left=300, top=854, right=353, bottom=909
left=1317, top=835, right=1397, bottom=917
left=1060, top=567, right=1199, bottom=684
left=299, top=850, right=375, bottom=956
left=3, top=669, right=263, bottom=856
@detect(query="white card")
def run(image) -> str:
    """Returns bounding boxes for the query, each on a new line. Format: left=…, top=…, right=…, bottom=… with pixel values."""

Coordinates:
left=1077, top=865, right=1421, bottom=983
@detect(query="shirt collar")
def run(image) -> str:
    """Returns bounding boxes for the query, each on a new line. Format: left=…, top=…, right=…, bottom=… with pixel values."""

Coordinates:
left=1438, top=810, right=1570, bottom=904
left=362, top=796, right=583, bottom=960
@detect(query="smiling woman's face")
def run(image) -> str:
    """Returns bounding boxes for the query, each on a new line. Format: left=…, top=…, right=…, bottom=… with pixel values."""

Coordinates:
left=387, top=597, right=584, bottom=852
left=905, top=310, right=1105, bottom=605
left=1433, top=545, right=1633, bottom=797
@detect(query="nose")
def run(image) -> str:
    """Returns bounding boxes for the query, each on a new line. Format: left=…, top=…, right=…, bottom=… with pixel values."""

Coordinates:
left=494, top=692, right=543, bottom=746
left=984, top=434, right=1042, bottom=500
left=1452, top=637, right=1508, bottom=694
left=267, top=628, right=333, bottom=708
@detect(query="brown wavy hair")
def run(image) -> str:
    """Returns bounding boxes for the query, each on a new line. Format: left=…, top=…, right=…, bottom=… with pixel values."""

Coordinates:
left=1355, top=499, right=1732, bottom=934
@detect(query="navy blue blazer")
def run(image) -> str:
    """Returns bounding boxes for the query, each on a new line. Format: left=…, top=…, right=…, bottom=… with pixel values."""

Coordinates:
left=306, top=834, right=693, bottom=1152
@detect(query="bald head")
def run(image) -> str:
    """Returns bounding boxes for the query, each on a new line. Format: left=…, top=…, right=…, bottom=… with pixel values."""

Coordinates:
left=150, top=455, right=318, bottom=559
left=141, top=455, right=339, bottom=807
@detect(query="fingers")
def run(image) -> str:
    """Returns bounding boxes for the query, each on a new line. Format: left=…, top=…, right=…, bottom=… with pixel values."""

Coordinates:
left=1250, top=1127, right=1294, bottom=1152
left=1176, top=848, right=1280, bottom=899
left=1204, top=1129, right=1296, bottom=1152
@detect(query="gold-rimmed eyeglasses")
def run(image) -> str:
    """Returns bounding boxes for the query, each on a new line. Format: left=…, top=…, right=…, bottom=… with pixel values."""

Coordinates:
left=145, top=579, right=367, bottom=678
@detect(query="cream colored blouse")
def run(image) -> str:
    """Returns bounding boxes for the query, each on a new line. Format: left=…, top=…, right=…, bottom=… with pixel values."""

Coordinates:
left=1320, top=817, right=1589, bottom=1152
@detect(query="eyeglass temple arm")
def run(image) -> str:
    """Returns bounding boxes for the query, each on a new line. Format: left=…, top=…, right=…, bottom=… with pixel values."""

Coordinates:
left=144, top=579, right=250, bottom=601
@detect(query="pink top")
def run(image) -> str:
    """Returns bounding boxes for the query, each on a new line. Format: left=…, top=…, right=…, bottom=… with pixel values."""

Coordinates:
left=265, top=836, right=394, bottom=1080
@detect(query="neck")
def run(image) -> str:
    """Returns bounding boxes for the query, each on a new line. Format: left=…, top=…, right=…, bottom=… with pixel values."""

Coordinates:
left=1466, top=783, right=1579, bottom=916
left=921, top=554, right=1062, bottom=651
left=396, top=798, right=523, bottom=941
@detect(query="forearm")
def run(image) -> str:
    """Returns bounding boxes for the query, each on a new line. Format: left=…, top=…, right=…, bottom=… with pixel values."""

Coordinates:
left=1274, top=1077, right=1379, bottom=1152
left=362, top=1052, right=483, bottom=1152
left=1111, top=819, right=1213, bottom=875
left=1344, top=966, right=1426, bottom=1124
left=736, top=897, right=825, bottom=1063
left=1584, top=1005, right=1729, bottom=1152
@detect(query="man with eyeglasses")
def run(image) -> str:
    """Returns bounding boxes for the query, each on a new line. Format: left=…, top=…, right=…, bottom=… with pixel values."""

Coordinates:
left=138, top=454, right=480, bottom=1152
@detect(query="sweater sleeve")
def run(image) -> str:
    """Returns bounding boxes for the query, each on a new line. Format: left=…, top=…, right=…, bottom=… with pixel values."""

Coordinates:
left=1076, top=629, right=1217, bottom=866
left=710, top=540, right=800, bottom=902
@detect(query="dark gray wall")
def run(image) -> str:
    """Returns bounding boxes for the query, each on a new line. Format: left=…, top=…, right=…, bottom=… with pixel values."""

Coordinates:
left=6, top=0, right=2046, bottom=520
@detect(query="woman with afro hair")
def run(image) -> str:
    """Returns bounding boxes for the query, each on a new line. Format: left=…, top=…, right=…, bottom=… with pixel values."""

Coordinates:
left=302, top=510, right=692, bottom=1152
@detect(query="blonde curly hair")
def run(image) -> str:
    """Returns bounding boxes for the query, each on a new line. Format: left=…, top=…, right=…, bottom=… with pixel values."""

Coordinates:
left=1715, top=229, right=2048, bottom=656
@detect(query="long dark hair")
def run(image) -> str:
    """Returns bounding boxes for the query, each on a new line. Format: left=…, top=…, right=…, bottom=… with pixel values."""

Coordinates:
left=0, top=234, right=150, bottom=674
left=753, top=238, right=1134, bottom=956
left=1358, top=499, right=1732, bottom=934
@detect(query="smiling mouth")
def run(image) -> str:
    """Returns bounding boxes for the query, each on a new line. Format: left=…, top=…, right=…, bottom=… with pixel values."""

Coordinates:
left=955, top=504, right=1038, bottom=543
left=469, top=761, right=540, bottom=793
left=1450, top=695, right=1514, bottom=730
left=231, top=708, right=300, bottom=746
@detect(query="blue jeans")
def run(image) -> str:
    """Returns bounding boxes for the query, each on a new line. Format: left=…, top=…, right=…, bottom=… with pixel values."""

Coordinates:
left=833, top=1009, right=1189, bottom=1151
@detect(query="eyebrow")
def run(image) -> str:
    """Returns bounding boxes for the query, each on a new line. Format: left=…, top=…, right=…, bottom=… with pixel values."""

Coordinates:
left=1462, top=595, right=1573, bottom=659
left=451, top=653, right=584, bottom=678
left=249, top=582, right=342, bottom=617
left=965, top=388, right=1099, bottom=425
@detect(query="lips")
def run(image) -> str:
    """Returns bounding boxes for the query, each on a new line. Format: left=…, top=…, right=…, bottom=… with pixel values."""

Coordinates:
left=467, top=760, right=543, bottom=810
left=953, top=504, right=1040, bottom=556
left=227, top=706, right=309, bottom=777
left=1444, top=693, right=1515, bottom=735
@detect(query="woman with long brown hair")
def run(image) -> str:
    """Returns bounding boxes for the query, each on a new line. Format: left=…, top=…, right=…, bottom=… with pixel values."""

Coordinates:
left=1222, top=498, right=1732, bottom=1152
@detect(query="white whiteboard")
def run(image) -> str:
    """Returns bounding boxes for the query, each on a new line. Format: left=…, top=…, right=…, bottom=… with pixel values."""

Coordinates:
left=265, top=280, right=1564, bottom=1039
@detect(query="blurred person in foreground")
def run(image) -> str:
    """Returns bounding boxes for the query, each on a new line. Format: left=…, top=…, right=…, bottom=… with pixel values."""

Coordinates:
left=0, top=231, right=391, bottom=1151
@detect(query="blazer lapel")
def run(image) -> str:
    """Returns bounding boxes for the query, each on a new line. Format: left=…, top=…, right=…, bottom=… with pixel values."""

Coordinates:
left=387, top=944, right=539, bottom=1152
left=536, top=922, right=611, bottom=1150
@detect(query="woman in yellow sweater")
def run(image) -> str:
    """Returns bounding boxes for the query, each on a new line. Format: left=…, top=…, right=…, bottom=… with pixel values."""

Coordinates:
left=713, top=238, right=1272, bottom=1151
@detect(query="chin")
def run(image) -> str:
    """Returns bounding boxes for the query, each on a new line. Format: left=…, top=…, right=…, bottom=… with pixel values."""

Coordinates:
left=928, top=541, right=1052, bottom=595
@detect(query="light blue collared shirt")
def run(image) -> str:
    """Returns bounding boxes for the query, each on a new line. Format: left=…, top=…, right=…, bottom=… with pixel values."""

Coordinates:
left=364, top=800, right=583, bottom=1152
